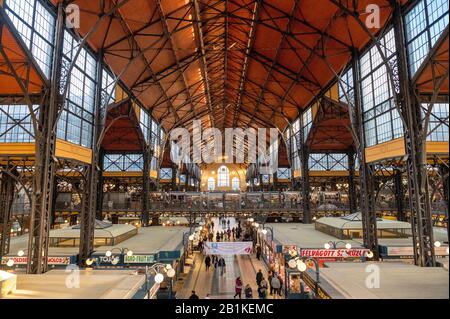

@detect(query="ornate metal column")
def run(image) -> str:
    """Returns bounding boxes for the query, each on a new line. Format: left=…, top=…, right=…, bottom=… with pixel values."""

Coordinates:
left=351, top=50, right=379, bottom=259
left=26, top=2, right=65, bottom=274
left=392, top=2, right=435, bottom=266
left=95, top=148, right=105, bottom=221
left=273, top=171, right=279, bottom=191
left=439, top=164, right=449, bottom=244
left=299, top=126, right=311, bottom=224
left=142, top=144, right=153, bottom=227
left=79, top=165, right=93, bottom=265
left=79, top=49, right=106, bottom=265
left=394, top=168, right=405, bottom=221
left=171, top=163, right=178, bottom=191
left=0, top=170, right=16, bottom=257
left=348, top=149, right=357, bottom=214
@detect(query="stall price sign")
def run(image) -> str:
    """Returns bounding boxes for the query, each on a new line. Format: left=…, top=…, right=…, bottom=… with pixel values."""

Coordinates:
left=300, top=249, right=369, bottom=258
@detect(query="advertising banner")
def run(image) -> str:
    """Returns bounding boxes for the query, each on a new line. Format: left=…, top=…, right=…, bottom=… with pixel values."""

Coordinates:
left=1, top=256, right=73, bottom=265
left=300, top=249, right=369, bottom=258
left=383, top=246, right=448, bottom=257
left=124, top=255, right=156, bottom=264
left=204, top=242, right=253, bottom=255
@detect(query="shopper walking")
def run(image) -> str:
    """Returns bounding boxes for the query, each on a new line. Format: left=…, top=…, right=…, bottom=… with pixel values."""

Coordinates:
left=205, top=255, right=211, bottom=271
left=258, top=278, right=268, bottom=299
left=271, top=274, right=281, bottom=298
left=268, top=271, right=274, bottom=295
left=256, top=269, right=263, bottom=287
left=218, top=257, right=226, bottom=276
left=234, top=277, right=243, bottom=299
left=256, top=245, right=262, bottom=260
left=244, top=284, right=253, bottom=299
left=277, top=274, right=284, bottom=297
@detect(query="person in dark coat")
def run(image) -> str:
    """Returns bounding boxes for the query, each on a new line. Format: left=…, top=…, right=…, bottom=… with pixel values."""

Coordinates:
left=256, top=245, right=262, bottom=260
left=234, top=277, right=243, bottom=299
left=218, top=257, right=226, bottom=276
left=256, top=269, right=264, bottom=287
left=205, top=255, right=211, bottom=271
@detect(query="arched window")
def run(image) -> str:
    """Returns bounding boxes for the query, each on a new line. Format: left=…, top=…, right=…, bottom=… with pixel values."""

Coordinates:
left=217, top=166, right=230, bottom=187
left=208, top=177, right=215, bottom=191
left=232, top=177, right=240, bottom=191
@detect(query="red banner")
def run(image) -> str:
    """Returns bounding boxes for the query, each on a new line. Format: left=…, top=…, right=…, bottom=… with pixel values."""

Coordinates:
left=300, top=249, right=369, bottom=258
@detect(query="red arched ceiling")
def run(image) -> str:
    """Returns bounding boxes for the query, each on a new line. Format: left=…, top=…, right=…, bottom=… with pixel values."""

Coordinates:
left=51, top=0, right=406, bottom=134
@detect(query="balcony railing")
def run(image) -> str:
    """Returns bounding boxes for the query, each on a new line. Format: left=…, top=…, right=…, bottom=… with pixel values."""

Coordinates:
left=8, top=192, right=448, bottom=221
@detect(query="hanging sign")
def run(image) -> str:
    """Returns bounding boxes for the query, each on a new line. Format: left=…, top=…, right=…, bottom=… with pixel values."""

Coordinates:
left=204, top=242, right=253, bottom=255
left=300, top=249, right=369, bottom=258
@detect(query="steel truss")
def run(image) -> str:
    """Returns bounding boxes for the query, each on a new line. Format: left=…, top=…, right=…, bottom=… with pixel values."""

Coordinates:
left=392, top=3, right=444, bottom=267
left=299, top=128, right=311, bottom=224
left=0, top=167, right=16, bottom=257
left=349, top=51, right=379, bottom=259
left=347, top=150, right=357, bottom=215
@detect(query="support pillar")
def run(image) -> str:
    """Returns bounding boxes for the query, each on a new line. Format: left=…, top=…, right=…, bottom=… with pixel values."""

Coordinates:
left=394, top=169, right=405, bottom=221
left=300, top=146, right=311, bottom=223
left=351, top=50, right=379, bottom=259
left=80, top=47, right=106, bottom=265
left=393, top=3, right=435, bottom=266
left=273, top=172, right=279, bottom=191
left=0, top=171, right=15, bottom=257
left=79, top=165, right=94, bottom=265
left=171, top=164, right=178, bottom=191
left=142, top=145, right=152, bottom=227
left=95, top=149, right=105, bottom=221
left=26, top=2, right=65, bottom=274
left=439, top=164, right=449, bottom=244
left=348, top=149, right=357, bottom=214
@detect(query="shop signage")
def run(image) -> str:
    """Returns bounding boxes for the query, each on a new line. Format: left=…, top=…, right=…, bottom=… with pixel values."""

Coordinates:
left=381, top=246, right=448, bottom=257
left=124, top=255, right=156, bottom=264
left=91, top=255, right=120, bottom=265
left=204, top=242, right=253, bottom=255
left=300, top=249, right=369, bottom=258
left=1, top=256, right=73, bottom=265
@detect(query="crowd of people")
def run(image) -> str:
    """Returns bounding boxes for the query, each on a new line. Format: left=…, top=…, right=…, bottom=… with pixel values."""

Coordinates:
left=187, top=217, right=284, bottom=300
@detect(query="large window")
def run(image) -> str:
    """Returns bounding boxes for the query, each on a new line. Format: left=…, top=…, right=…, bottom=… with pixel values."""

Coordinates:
left=232, top=177, right=240, bottom=191
left=102, top=68, right=116, bottom=106
left=5, top=0, right=55, bottom=77
left=140, top=108, right=152, bottom=144
left=302, top=108, right=313, bottom=142
left=103, top=154, right=143, bottom=172
left=339, top=68, right=354, bottom=103
left=0, top=105, right=38, bottom=143
left=217, top=166, right=230, bottom=187
left=277, top=168, right=291, bottom=179
left=423, top=103, right=449, bottom=141
left=286, top=119, right=301, bottom=171
left=160, top=168, right=172, bottom=180
left=359, top=29, right=403, bottom=147
left=309, top=153, right=348, bottom=171
left=405, top=0, right=449, bottom=76
left=208, top=177, right=215, bottom=191
left=57, top=30, right=96, bottom=148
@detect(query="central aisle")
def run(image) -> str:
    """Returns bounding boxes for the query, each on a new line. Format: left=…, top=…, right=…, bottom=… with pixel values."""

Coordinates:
left=177, top=217, right=279, bottom=299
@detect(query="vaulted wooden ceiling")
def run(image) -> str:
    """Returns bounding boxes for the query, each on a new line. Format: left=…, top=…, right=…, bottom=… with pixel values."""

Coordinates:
left=53, top=0, right=405, bottom=135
